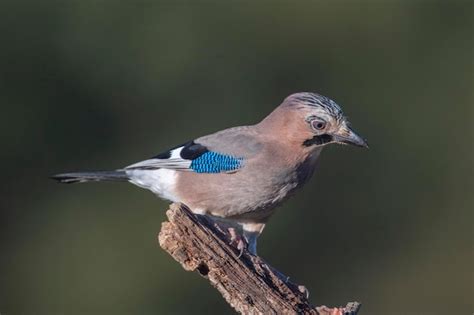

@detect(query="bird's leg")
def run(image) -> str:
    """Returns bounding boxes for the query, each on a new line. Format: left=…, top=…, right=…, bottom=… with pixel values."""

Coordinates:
left=241, top=222, right=265, bottom=256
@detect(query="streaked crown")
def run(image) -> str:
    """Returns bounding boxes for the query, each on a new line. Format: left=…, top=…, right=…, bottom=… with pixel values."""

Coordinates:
left=284, top=92, right=345, bottom=121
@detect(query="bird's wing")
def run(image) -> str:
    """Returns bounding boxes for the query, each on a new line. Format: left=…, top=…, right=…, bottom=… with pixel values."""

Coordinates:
left=125, top=126, right=262, bottom=174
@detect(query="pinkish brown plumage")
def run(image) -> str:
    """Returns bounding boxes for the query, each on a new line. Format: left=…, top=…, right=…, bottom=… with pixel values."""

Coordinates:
left=52, top=92, right=368, bottom=255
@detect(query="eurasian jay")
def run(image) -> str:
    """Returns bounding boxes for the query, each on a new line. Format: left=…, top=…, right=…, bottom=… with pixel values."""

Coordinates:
left=52, top=92, right=368, bottom=255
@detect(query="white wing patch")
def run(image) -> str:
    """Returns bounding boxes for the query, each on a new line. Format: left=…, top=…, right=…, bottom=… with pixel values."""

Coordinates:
left=125, top=147, right=192, bottom=170
left=170, top=148, right=182, bottom=159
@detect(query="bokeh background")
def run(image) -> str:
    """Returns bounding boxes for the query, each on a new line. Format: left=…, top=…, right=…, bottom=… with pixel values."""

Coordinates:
left=0, top=1, right=472, bottom=314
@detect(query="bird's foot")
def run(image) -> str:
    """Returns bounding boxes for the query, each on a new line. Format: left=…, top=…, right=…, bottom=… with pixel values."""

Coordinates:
left=270, top=266, right=291, bottom=283
left=228, top=227, right=247, bottom=258
left=263, top=262, right=310, bottom=298
left=278, top=274, right=310, bottom=298
left=298, top=285, right=310, bottom=299
left=209, top=221, right=247, bottom=257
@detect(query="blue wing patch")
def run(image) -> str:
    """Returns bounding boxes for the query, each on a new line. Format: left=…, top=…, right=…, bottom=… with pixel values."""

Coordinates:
left=190, top=151, right=243, bottom=173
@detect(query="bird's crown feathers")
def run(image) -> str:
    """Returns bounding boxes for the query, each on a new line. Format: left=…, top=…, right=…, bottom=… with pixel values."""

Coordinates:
left=284, top=92, right=344, bottom=121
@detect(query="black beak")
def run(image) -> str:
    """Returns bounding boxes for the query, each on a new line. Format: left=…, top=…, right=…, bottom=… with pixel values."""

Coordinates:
left=334, top=127, right=369, bottom=148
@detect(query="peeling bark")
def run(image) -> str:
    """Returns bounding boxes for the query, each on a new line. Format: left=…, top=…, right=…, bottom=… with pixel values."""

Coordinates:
left=158, top=203, right=361, bottom=315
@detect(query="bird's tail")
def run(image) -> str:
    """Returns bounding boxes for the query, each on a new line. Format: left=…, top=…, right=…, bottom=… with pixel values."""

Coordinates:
left=51, top=170, right=129, bottom=184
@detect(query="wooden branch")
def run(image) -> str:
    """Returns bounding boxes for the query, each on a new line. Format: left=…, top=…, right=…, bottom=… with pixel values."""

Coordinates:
left=158, top=203, right=362, bottom=315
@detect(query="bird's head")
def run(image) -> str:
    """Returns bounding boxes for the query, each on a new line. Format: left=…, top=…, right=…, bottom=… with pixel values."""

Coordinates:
left=265, top=92, right=368, bottom=149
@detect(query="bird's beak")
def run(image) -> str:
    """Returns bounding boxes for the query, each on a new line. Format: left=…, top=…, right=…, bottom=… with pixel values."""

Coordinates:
left=333, top=127, right=369, bottom=148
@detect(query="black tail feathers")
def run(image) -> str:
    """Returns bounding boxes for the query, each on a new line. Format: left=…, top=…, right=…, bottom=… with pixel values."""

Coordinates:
left=51, top=170, right=129, bottom=184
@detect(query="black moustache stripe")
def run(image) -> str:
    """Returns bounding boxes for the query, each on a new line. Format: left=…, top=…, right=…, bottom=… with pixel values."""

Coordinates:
left=302, top=134, right=333, bottom=147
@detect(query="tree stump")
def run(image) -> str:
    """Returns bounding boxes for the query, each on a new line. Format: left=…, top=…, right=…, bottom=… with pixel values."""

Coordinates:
left=158, top=203, right=361, bottom=315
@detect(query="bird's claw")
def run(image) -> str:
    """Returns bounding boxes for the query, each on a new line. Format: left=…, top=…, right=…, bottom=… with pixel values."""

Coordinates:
left=262, top=262, right=311, bottom=299
left=298, top=285, right=310, bottom=299
left=228, top=227, right=247, bottom=258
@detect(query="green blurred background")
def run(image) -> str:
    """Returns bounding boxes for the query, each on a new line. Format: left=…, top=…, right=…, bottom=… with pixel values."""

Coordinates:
left=0, top=1, right=472, bottom=314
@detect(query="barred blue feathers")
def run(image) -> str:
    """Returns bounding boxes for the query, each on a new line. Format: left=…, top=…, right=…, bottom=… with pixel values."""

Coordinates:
left=190, top=151, right=243, bottom=173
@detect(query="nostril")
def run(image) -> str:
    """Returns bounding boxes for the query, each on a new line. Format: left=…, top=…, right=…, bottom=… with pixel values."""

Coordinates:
left=197, top=262, right=209, bottom=276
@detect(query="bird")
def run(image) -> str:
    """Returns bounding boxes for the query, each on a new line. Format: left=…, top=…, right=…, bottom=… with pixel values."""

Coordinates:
left=52, top=92, right=368, bottom=256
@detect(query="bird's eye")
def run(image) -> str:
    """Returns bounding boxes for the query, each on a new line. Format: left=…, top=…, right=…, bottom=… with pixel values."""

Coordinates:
left=311, top=120, right=326, bottom=130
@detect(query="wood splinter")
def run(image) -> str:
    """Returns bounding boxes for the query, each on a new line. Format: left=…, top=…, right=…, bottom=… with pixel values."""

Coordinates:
left=158, top=203, right=362, bottom=315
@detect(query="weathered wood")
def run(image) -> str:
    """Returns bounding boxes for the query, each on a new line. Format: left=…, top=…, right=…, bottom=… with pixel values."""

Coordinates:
left=158, top=203, right=361, bottom=315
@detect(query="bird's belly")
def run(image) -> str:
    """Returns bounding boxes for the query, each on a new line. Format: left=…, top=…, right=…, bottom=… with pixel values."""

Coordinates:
left=175, top=170, right=303, bottom=221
